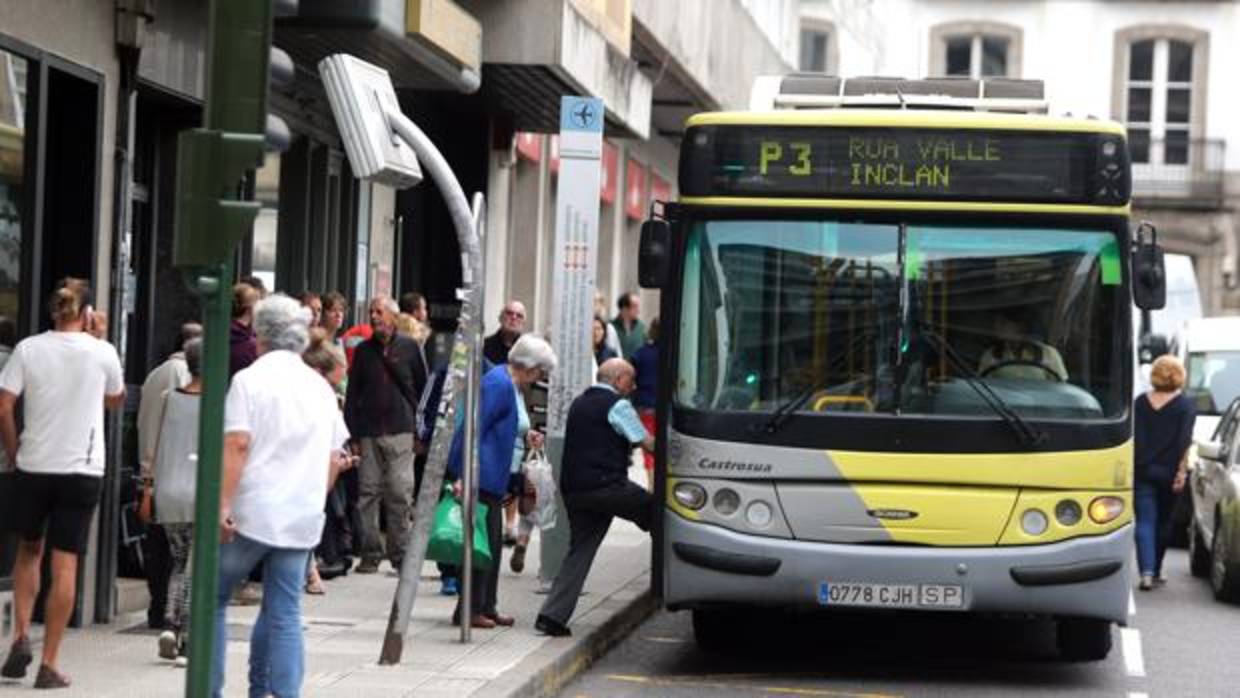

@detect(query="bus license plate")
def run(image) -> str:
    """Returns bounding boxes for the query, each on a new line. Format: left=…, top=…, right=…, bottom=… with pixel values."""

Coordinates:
left=817, top=582, right=964, bottom=609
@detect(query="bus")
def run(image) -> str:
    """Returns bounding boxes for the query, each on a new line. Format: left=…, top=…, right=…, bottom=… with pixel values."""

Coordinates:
left=639, top=76, right=1166, bottom=661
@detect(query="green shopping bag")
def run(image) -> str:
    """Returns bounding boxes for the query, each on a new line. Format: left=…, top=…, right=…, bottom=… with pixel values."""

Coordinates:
left=426, top=486, right=493, bottom=570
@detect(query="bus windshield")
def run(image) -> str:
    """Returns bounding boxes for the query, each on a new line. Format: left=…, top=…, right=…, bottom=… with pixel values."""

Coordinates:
left=676, top=219, right=1126, bottom=420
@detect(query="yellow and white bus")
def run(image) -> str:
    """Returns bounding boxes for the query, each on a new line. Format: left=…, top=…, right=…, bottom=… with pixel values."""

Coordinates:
left=639, top=76, right=1166, bottom=661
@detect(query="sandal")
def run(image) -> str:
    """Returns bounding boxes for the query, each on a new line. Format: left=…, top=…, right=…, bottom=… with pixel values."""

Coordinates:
left=305, top=579, right=326, bottom=595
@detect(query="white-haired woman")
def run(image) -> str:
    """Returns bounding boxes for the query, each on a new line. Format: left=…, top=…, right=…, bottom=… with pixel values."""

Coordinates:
left=213, top=294, right=352, bottom=697
left=447, top=334, right=557, bottom=628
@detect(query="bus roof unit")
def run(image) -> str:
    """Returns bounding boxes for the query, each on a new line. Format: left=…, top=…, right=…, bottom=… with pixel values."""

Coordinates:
left=751, top=74, right=1049, bottom=114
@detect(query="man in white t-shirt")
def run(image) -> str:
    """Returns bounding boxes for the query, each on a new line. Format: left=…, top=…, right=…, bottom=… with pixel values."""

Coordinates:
left=211, top=295, right=352, bottom=698
left=0, top=278, right=124, bottom=689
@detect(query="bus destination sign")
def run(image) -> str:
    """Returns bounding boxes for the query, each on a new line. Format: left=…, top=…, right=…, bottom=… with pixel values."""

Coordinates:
left=679, top=126, right=1130, bottom=205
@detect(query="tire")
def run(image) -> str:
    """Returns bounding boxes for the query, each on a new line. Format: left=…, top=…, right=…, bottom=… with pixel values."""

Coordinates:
left=1056, top=618, right=1113, bottom=661
left=691, top=609, right=734, bottom=653
left=1210, top=518, right=1240, bottom=603
left=1190, top=521, right=1211, bottom=578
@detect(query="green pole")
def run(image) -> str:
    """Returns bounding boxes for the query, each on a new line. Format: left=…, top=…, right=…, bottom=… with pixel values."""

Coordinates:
left=183, top=264, right=232, bottom=696
left=175, top=1, right=273, bottom=694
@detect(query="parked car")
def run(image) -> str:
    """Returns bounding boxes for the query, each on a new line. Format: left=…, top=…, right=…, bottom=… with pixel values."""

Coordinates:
left=1188, top=396, right=1240, bottom=602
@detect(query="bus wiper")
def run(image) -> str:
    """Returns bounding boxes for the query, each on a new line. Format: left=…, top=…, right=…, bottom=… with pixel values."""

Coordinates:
left=757, top=382, right=819, bottom=434
left=918, top=328, right=1047, bottom=449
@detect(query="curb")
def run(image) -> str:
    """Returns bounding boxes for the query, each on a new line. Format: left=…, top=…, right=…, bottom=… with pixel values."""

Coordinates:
left=490, top=574, right=657, bottom=698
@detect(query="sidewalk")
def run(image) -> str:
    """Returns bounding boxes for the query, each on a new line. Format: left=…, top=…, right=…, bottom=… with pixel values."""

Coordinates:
left=0, top=467, right=654, bottom=698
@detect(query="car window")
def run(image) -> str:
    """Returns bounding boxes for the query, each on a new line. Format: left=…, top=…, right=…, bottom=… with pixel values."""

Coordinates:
left=1211, top=398, right=1240, bottom=442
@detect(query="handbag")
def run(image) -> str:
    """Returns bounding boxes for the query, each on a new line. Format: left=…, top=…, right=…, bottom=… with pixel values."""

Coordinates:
left=138, top=391, right=173, bottom=524
left=426, top=486, right=492, bottom=570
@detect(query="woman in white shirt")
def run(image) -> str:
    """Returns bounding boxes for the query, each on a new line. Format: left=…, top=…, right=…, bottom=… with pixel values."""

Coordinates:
left=0, top=278, right=125, bottom=689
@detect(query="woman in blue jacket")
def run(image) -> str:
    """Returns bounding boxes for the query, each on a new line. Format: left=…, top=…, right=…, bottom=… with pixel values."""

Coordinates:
left=448, top=334, right=557, bottom=628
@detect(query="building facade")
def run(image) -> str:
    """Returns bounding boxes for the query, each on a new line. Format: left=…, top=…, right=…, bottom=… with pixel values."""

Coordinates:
left=0, top=0, right=795, bottom=624
left=800, top=0, right=1240, bottom=316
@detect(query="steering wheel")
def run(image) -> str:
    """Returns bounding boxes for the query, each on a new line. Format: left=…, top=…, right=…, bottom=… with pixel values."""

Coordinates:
left=979, top=359, right=1064, bottom=382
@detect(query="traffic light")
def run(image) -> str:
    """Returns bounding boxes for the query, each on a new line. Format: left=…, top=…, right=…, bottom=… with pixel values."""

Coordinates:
left=173, top=0, right=294, bottom=268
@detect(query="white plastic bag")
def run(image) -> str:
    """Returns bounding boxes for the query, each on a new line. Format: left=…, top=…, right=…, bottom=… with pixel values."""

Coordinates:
left=523, top=448, right=558, bottom=531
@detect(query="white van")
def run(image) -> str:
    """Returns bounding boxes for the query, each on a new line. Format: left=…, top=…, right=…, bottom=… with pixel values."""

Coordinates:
left=1135, top=253, right=1202, bottom=394
left=1178, top=316, right=1240, bottom=442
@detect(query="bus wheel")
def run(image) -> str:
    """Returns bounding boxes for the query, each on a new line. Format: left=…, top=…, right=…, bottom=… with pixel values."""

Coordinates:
left=1055, top=618, right=1112, bottom=661
left=1189, top=522, right=1211, bottom=578
left=691, top=609, right=735, bottom=653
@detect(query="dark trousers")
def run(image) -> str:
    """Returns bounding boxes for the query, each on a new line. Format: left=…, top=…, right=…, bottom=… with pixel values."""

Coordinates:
left=539, top=481, right=652, bottom=625
left=455, top=491, right=503, bottom=618
left=142, top=522, right=173, bottom=628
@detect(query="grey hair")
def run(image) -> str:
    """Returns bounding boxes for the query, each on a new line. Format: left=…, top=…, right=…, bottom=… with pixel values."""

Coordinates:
left=183, top=337, right=203, bottom=378
left=508, top=334, right=557, bottom=374
left=596, top=357, right=633, bottom=386
left=372, top=295, right=399, bottom=315
left=254, top=293, right=311, bottom=353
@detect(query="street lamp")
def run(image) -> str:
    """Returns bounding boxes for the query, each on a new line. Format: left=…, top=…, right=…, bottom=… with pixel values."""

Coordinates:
left=319, top=53, right=486, bottom=660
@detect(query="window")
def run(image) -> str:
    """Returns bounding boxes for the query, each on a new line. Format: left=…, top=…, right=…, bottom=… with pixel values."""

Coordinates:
left=1113, top=26, right=1208, bottom=168
left=800, top=28, right=829, bottom=72
left=1126, top=39, right=1193, bottom=165
left=798, top=20, right=836, bottom=74
left=251, top=152, right=280, bottom=293
left=931, top=22, right=1022, bottom=79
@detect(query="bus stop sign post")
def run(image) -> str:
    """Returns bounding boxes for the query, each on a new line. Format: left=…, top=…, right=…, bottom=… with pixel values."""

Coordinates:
left=317, top=53, right=486, bottom=662
left=541, top=97, right=606, bottom=583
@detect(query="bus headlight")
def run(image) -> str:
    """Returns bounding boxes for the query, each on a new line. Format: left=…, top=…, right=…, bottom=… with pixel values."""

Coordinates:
left=1021, top=509, right=1049, bottom=536
left=745, top=500, right=774, bottom=528
left=1054, top=499, right=1083, bottom=526
left=673, top=482, right=707, bottom=510
left=713, top=488, right=741, bottom=516
left=1088, top=496, right=1125, bottom=524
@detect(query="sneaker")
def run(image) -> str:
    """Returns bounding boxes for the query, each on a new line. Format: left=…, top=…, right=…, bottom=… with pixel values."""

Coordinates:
left=510, top=544, right=526, bottom=574
left=440, top=577, right=459, bottom=596
left=158, top=630, right=179, bottom=660
left=33, top=664, right=71, bottom=689
left=230, top=582, right=262, bottom=606
left=1154, top=575, right=1168, bottom=587
left=1138, top=575, right=1154, bottom=591
left=1, top=636, right=32, bottom=679
left=174, top=655, right=188, bottom=668
left=355, top=558, right=380, bottom=575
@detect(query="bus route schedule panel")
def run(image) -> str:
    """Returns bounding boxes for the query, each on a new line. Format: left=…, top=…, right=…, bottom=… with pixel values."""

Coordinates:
left=679, top=125, right=1130, bottom=206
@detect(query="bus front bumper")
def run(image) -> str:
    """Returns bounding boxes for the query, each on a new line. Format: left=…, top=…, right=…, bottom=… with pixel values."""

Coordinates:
left=664, top=514, right=1133, bottom=624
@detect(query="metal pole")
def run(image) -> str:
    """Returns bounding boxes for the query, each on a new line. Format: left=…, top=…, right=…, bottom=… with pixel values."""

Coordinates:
left=379, top=110, right=484, bottom=663
left=184, top=266, right=231, bottom=697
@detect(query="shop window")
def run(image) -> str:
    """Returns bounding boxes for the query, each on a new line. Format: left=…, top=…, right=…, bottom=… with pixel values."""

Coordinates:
left=931, top=22, right=1022, bottom=79
left=0, top=50, right=26, bottom=337
left=250, top=152, right=280, bottom=292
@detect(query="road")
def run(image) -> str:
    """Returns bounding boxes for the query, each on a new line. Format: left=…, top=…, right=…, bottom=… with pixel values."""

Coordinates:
left=561, top=549, right=1240, bottom=697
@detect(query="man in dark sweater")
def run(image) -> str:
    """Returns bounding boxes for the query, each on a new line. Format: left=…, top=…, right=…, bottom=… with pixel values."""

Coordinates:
left=483, top=300, right=526, bottom=366
left=535, top=359, right=653, bottom=637
left=344, top=296, right=428, bottom=573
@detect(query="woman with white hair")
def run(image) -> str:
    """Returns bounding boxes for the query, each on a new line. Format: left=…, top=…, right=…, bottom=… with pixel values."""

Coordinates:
left=212, top=294, right=352, bottom=697
left=447, top=334, right=557, bottom=628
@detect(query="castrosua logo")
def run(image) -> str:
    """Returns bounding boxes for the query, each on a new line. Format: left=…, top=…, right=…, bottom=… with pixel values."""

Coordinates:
left=867, top=508, right=919, bottom=521
left=696, top=457, right=773, bottom=474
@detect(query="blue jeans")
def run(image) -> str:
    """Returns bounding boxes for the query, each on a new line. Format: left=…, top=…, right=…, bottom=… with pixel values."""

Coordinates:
left=1134, top=478, right=1174, bottom=577
left=211, top=534, right=311, bottom=698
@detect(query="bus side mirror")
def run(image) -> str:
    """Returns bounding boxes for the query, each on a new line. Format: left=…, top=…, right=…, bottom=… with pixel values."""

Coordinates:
left=1133, top=221, right=1166, bottom=311
left=639, top=218, right=670, bottom=289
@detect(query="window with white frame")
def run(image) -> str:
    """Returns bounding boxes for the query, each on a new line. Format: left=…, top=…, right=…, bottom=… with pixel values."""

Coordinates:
left=1125, top=38, right=1194, bottom=165
left=931, top=22, right=1022, bottom=79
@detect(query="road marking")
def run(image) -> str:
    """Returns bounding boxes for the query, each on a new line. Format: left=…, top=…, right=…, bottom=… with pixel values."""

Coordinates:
left=1128, top=591, right=1136, bottom=617
left=1128, top=693, right=1149, bottom=698
left=605, top=674, right=900, bottom=697
left=642, top=635, right=688, bottom=644
left=1120, top=628, right=1146, bottom=678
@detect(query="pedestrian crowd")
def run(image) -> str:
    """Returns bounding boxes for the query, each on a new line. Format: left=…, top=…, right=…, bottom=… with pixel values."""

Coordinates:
left=0, top=276, right=660, bottom=696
